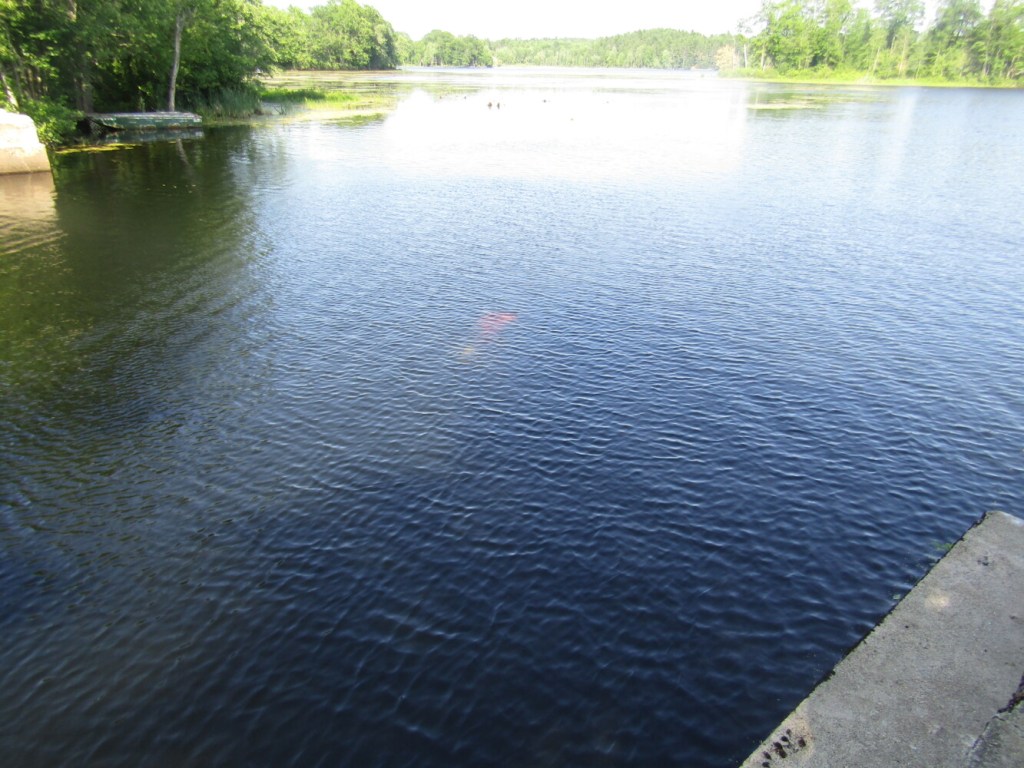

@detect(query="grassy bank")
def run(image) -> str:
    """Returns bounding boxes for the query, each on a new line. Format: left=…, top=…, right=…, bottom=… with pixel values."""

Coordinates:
left=721, top=67, right=1022, bottom=89
left=192, top=81, right=396, bottom=126
left=23, top=78, right=398, bottom=148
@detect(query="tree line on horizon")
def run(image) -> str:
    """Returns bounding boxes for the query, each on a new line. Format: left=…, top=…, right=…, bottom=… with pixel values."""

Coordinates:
left=2, top=0, right=1021, bottom=143
left=489, top=29, right=736, bottom=69
left=736, top=0, right=1023, bottom=82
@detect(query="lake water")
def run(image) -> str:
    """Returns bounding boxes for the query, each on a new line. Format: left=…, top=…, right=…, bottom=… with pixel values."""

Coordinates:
left=2, top=68, right=1023, bottom=767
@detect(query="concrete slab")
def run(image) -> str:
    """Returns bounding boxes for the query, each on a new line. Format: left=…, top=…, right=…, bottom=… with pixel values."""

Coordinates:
left=0, top=112, right=50, bottom=174
left=740, top=511, right=1024, bottom=768
left=965, top=678, right=1024, bottom=768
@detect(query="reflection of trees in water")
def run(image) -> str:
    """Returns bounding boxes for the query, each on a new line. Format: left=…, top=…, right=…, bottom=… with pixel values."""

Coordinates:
left=1, top=132, right=290, bottom=735
left=0, top=172, right=75, bottom=394
left=5, top=131, right=281, bottom=463
left=0, top=172, right=57, bottom=235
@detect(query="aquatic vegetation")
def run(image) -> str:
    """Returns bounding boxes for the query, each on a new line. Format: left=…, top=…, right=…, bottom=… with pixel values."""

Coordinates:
left=55, top=143, right=142, bottom=155
left=189, top=86, right=264, bottom=119
left=260, top=87, right=362, bottom=105
left=251, top=79, right=398, bottom=124
left=326, top=113, right=387, bottom=128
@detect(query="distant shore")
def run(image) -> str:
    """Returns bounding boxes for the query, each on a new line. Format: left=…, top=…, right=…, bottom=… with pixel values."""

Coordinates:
left=721, top=68, right=1024, bottom=90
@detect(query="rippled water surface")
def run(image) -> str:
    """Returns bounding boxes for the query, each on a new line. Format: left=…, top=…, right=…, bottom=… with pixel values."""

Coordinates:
left=2, top=70, right=1023, bottom=767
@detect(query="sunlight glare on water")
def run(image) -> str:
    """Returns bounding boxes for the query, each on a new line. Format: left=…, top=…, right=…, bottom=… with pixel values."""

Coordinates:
left=0, top=172, right=60, bottom=255
left=295, top=70, right=750, bottom=181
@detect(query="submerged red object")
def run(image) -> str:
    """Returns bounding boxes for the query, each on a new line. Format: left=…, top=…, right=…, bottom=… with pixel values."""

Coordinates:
left=478, top=312, right=518, bottom=335
left=461, top=312, right=518, bottom=358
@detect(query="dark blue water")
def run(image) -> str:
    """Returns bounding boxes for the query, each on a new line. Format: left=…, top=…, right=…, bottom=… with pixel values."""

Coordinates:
left=2, top=71, right=1023, bottom=767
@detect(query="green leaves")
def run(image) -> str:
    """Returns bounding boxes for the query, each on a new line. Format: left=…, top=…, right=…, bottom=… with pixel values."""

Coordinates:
left=0, top=0, right=402, bottom=136
left=749, top=0, right=1023, bottom=81
left=486, top=30, right=733, bottom=69
left=411, top=30, right=491, bottom=67
left=305, top=0, right=399, bottom=70
left=976, top=0, right=1024, bottom=79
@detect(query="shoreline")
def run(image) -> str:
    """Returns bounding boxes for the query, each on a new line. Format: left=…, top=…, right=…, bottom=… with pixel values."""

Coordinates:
left=721, top=69, right=1023, bottom=90
left=740, top=510, right=1024, bottom=767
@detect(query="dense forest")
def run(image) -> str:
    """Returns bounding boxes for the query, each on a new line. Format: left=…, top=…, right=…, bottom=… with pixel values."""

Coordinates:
left=267, top=0, right=397, bottom=70
left=491, top=29, right=735, bottom=69
left=483, top=0, right=1023, bottom=82
left=400, top=29, right=492, bottom=67
left=2, top=0, right=1022, bottom=144
left=738, top=0, right=1024, bottom=81
left=0, top=0, right=400, bottom=139
left=399, top=28, right=734, bottom=69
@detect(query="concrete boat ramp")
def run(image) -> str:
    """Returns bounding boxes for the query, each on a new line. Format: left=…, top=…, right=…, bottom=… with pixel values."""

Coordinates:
left=742, top=510, right=1024, bottom=768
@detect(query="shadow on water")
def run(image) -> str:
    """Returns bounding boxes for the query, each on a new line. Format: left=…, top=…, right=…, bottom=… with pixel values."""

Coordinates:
left=14, top=131, right=275, bottom=422
left=0, top=173, right=68, bottom=387
left=0, top=128, right=278, bottom=650
left=745, top=82, right=887, bottom=116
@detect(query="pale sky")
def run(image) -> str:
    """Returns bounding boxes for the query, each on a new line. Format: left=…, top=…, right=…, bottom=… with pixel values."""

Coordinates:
left=264, top=0, right=950, bottom=41
left=265, top=0, right=766, bottom=39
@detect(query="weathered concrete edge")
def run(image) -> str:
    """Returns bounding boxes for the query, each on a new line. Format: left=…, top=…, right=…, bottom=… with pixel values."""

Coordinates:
left=964, top=675, right=1024, bottom=768
left=0, top=112, right=51, bottom=175
left=740, top=510, right=1024, bottom=768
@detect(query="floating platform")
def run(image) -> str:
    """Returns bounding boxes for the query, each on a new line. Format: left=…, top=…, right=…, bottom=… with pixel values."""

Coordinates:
left=86, top=112, right=203, bottom=133
left=742, top=510, right=1024, bottom=768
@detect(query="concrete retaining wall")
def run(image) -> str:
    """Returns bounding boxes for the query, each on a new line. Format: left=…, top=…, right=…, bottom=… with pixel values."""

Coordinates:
left=0, top=112, right=51, bottom=175
left=741, top=510, right=1024, bottom=768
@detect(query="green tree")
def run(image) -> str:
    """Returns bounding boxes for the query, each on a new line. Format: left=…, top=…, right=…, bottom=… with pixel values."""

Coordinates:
left=260, top=6, right=313, bottom=70
left=924, top=0, right=982, bottom=77
left=757, top=0, right=815, bottom=71
left=179, top=0, right=277, bottom=98
left=809, top=0, right=853, bottom=68
left=167, top=0, right=197, bottom=110
left=489, top=29, right=730, bottom=69
left=841, top=8, right=882, bottom=70
left=875, top=0, right=925, bottom=47
left=974, top=0, right=1024, bottom=79
left=307, top=0, right=397, bottom=69
left=1, top=0, right=284, bottom=115
left=874, top=0, right=924, bottom=74
left=410, top=30, right=492, bottom=67
left=0, top=0, right=73, bottom=107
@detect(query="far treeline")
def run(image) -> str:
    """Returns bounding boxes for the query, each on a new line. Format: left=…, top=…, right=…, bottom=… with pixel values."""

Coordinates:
left=2, top=0, right=1022, bottom=144
left=735, top=0, right=1024, bottom=82
left=404, top=29, right=734, bottom=69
